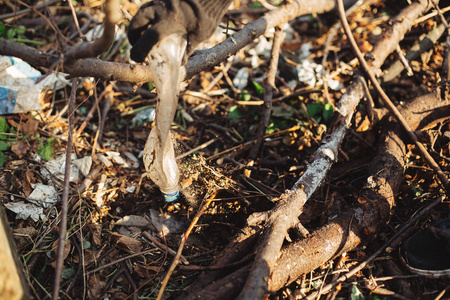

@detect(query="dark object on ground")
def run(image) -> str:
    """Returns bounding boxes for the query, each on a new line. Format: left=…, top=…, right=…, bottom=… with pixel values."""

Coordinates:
left=128, top=0, right=234, bottom=64
left=401, top=217, right=450, bottom=276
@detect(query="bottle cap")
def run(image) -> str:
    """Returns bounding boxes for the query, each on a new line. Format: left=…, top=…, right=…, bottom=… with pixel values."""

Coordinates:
left=163, top=190, right=179, bottom=202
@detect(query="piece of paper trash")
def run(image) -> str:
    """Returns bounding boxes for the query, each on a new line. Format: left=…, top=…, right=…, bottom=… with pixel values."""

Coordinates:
left=149, top=209, right=185, bottom=237
left=41, top=153, right=92, bottom=183
left=0, top=56, right=69, bottom=114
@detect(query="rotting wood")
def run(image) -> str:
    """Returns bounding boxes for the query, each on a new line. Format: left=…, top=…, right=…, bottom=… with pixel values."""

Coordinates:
left=0, top=203, right=29, bottom=300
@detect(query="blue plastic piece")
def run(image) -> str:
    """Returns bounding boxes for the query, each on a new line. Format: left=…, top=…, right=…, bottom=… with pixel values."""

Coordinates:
left=163, top=190, right=179, bottom=202
left=0, top=87, right=17, bottom=114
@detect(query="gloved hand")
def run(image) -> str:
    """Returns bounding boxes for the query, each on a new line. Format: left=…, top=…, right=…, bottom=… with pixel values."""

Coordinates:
left=128, top=0, right=233, bottom=64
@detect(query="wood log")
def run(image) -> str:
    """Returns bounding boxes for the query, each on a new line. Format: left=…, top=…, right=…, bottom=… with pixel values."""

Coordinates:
left=0, top=203, right=29, bottom=300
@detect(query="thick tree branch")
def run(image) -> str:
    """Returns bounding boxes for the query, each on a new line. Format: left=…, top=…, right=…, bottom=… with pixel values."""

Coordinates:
left=368, top=0, right=434, bottom=72
left=270, top=82, right=450, bottom=293
left=237, top=76, right=366, bottom=300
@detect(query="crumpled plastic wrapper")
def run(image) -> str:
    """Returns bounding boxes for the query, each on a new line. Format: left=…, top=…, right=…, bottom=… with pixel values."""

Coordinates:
left=0, top=56, right=68, bottom=114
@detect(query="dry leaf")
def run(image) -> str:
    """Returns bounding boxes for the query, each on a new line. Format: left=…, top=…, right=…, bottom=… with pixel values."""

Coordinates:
left=88, top=275, right=106, bottom=300
left=134, top=264, right=161, bottom=278
left=11, top=140, right=30, bottom=158
left=89, top=223, right=103, bottom=247
left=111, top=232, right=142, bottom=253
left=73, top=249, right=101, bottom=265
left=21, top=118, right=39, bottom=134
left=13, top=227, right=38, bottom=249
left=51, top=238, right=71, bottom=268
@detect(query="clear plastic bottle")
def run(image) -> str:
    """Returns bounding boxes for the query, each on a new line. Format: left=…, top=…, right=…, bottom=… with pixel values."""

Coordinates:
left=142, top=33, right=187, bottom=202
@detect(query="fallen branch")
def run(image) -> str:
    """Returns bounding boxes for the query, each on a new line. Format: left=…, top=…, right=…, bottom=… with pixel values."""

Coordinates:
left=368, top=0, right=434, bottom=72
left=270, top=82, right=450, bottom=293
left=183, top=1, right=444, bottom=298
left=180, top=81, right=450, bottom=300
left=236, top=76, right=366, bottom=300
left=338, top=0, right=449, bottom=190
left=382, top=22, right=446, bottom=83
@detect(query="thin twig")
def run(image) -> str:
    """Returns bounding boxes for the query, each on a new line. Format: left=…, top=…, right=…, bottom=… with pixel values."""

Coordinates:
left=156, top=192, right=218, bottom=300
left=250, top=26, right=286, bottom=158
left=176, top=139, right=217, bottom=160
left=141, top=231, right=189, bottom=265
left=431, top=0, right=450, bottom=80
left=52, top=78, right=77, bottom=300
left=0, top=0, right=61, bottom=21
left=67, top=0, right=86, bottom=41
left=336, top=0, right=449, bottom=191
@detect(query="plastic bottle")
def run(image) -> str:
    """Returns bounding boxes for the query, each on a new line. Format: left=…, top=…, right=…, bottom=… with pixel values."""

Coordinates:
left=142, top=33, right=187, bottom=202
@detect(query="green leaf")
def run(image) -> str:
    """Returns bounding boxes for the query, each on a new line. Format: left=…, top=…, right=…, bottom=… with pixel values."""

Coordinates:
left=306, top=102, right=322, bottom=118
left=368, top=295, right=387, bottom=300
left=0, top=22, right=5, bottom=37
left=37, top=142, right=54, bottom=161
left=61, top=268, right=76, bottom=280
left=82, top=241, right=91, bottom=249
left=0, top=151, right=4, bottom=167
left=0, top=118, right=8, bottom=140
left=350, top=285, right=365, bottom=300
left=228, top=105, right=241, bottom=121
left=0, top=141, right=9, bottom=151
left=266, top=122, right=275, bottom=134
left=249, top=1, right=262, bottom=8
left=6, top=28, right=16, bottom=40
left=15, top=25, right=26, bottom=35
left=322, top=102, right=334, bottom=121
left=252, top=81, right=264, bottom=96
left=239, top=91, right=251, bottom=102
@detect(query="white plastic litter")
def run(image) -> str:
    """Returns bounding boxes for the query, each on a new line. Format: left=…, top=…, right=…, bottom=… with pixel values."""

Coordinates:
left=143, top=33, right=187, bottom=202
left=131, top=107, right=156, bottom=127
left=4, top=184, right=59, bottom=222
left=123, top=151, right=139, bottom=169
left=0, top=56, right=68, bottom=114
left=97, top=154, right=113, bottom=167
left=41, top=153, right=92, bottom=183
left=294, top=43, right=343, bottom=90
left=232, top=67, right=249, bottom=91
left=73, top=156, right=93, bottom=177
left=296, top=59, right=323, bottom=87
left=116, top=215, right=151, bottom=227
left=296, top=59, right=343, bottom=90
left=27, top=184, right=58, bottom=209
